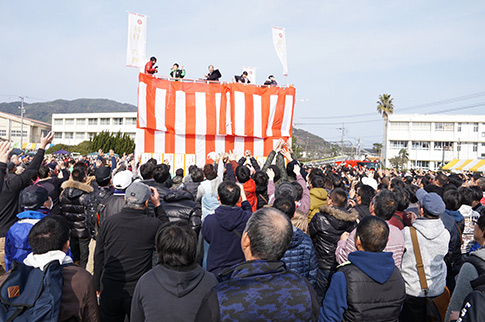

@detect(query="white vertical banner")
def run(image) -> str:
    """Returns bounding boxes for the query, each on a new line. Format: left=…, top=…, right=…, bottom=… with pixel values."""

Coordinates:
left=242, top=66, right=256, bottom=84
left=126, top=12, right=147, bottom=68
left=272, top=26, right=288, bottom=76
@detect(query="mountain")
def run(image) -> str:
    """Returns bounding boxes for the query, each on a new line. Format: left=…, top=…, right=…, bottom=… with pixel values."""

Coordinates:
left=0, top=99, right=136, bottom=123
left=292, top=127, right=339, bottom=159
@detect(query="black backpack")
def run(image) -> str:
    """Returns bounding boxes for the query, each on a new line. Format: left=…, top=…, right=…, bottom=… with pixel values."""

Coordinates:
left=0, top=260, right=65, bottom=322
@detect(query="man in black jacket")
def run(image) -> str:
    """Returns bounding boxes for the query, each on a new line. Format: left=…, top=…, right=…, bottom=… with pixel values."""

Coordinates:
left=36, top=163, right=70, bottom=216
left=0, top=132, right=53, bottom=271
left=60, top=167, right=96, bottom=269
left=162, top=190, right=202, bottom=235
left=94, top=182, right=168, bottom=322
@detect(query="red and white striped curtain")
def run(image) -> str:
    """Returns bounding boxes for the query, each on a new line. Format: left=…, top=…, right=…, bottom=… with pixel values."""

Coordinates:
left=136, top=73, right=295, bottom=166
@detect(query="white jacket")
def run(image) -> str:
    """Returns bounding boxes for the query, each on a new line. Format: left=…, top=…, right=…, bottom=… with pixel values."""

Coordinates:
left=401, top=218, right=450, bottom=297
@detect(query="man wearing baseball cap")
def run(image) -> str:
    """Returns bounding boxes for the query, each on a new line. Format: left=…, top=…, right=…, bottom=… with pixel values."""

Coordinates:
left=4, top=185, right=52, bottom=271
left=94, top=182, right=168, bottom=322
left=400, top=189, right=450, bottom=321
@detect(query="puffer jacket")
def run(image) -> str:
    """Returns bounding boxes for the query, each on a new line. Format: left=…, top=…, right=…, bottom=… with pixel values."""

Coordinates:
left=162, top=190, right=202, bottom=235
left=309, top=206, right=358, bottom=270
left=60, top=180, right=95, bottom=239
left=281, top=227, right=318, bottom=289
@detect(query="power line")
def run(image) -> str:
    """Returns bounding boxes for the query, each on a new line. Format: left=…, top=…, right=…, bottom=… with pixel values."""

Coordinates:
left=295, top=100, right=485, bottom=126
left=299, top=90, right=485, bottom=119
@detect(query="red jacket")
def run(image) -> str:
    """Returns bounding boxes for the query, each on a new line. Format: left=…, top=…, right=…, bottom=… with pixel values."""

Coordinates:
left=237, top=179, right=257, bottom=212
left=145, top=61, right=157, bottom=75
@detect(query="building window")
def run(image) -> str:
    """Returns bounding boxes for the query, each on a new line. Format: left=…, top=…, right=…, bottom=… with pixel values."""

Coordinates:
left=100, top=118, right=110, bottom=125
left=413, top=122, right=431, bottom=131
left=474, top=123, right=479, bottom=132
left=482, top=132, right=485, bottom=137
left=390, top=122, right=409, bottom=131
left=113, top=118, right=123, bottom=125
left=457, top=123, right=462, bottom=132
left=412, top=141, right=430, bottom=150
left=76, top=119, right=86, bottom=126
left=125, top=118, right=137, bottom=125
left=11, top=130, right=27, bottom=137
left=412, top=160, right=429, bottom=168
left=434, top=142, right=453, bottom=150
left=127, top=133, right=136, bottom=139
left=54, top=132, right=62, bottom=139
left=391, top=141, right=408, bottom=149
left=53, top=119, right=63, bottom=126
left=457, top=142, right=461, bottom=152
left=88, top=132, right=95, bottom=140
left=88, top=118, right=98, bottom=125
left=65, top=119, right=74, bottom=126
left=435, top=122, right=453, bottom=131
left=481, top=153, right=485, bottom=159
left=473, top=143, right=478, bottom=152
left=0, top=130, right=6, bottom=137
left=65, top=132, right=74, bottom=139
left=76, top=132, right=85, bottom=140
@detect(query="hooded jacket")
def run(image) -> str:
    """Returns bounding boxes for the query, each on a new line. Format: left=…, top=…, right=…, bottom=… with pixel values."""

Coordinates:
left=60, top=180, right=95, bottom=239
left=401, top=218, right=450, bottom=297
left=4, top=210, right=47, bottom=271
left=162, top=190, right=202, bottom=235
left=309, top=206, right=358, bottom=270
left=240, top=179, right=257, bottom=212
left=309, top=188, right=328, bottom=222
left=202, top=200, right=252, bottom=275
left=320, top=251, right=405, bottom=322
left=281, top=227, right=318, bottom=289
left=131, top=264, right=217, bottom=322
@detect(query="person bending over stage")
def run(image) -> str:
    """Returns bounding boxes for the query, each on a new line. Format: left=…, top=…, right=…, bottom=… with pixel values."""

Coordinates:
left=145, top=57, right=158, bottom=75
left=205, top=65, right=222, bottom=81
left=234, top=71, right=250, bottom=84
left=264, top=75, right=278, bottom=86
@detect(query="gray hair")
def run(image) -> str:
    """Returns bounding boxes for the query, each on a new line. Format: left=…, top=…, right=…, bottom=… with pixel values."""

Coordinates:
left=244, top=208, right=293, bottom=261
left=125, top=198, right=146, bottom=210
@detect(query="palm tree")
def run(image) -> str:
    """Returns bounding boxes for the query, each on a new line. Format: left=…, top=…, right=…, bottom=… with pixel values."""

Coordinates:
left=376, top=94, right=394, bottom=168
left=398, top=148, right=409, bottom=169
left=372, top=143, right=383, bottom=157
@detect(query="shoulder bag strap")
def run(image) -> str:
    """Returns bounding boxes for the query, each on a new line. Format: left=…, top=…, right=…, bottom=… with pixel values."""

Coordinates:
left=410, top=227, right=429, bottom=294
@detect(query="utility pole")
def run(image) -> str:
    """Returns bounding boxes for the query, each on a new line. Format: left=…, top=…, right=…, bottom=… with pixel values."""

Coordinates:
left=357, top=137, right=361, bottom=158
left=19, top=96, right=25, bottom=147
left=339, top=123, right=345, bottom=156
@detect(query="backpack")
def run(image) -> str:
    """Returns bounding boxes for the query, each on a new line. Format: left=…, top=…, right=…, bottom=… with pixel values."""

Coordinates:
left=0, top=260, right=65, bottom=322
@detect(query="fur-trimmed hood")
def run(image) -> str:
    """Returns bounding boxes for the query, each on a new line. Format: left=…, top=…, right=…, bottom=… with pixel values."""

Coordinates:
left=61, top=179, right=94, bottom=194
left=318, top=205, right=358, bottom=222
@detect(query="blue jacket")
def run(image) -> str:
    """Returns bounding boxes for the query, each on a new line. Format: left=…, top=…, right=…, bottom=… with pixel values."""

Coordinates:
left=319, top=251, right=398, bottom=322
left=202, top=200, right=252, bottom=276
left=4, top=210, right=46, bottom=271
left=445, top=209, right=464, bottom=223
left=281, top=227, right=319, bottom=289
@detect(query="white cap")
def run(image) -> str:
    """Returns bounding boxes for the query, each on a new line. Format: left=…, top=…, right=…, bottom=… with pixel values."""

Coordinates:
left=361, top=176, right=378, bottom=191
left=113, top=170, right=132, bottom=190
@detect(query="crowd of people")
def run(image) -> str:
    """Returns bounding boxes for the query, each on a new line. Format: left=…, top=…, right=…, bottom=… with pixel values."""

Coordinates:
left=144, top=56, right=278, bottom=86
left=0, top=134, right=485, bottom=321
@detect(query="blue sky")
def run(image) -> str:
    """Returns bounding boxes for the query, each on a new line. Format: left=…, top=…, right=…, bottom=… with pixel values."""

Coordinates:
left=1, top=1, right=484, bottom=148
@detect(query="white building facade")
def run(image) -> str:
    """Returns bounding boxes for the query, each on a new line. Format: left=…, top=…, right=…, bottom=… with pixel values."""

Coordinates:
left=385, top=114, right=485, bottom=170
left=51, top=112, right=137, bottom=145
left=0, top=111, right=51, bottom=148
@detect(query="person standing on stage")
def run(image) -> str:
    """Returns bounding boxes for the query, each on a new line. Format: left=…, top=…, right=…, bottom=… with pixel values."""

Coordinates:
left=170, top=63, right=186, bottom=79
left=145, top=57, right=158, bottom=75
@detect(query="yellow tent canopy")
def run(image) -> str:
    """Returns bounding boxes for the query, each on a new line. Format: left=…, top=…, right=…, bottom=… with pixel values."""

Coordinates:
left=442, top=159, right=485, bottom=172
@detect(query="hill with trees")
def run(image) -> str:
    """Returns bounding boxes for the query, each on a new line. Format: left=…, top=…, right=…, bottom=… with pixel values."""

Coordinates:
left=0, top=98, right=136, bottom=123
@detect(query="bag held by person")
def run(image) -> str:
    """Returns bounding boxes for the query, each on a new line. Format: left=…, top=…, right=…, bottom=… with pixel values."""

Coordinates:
left=0, top=260, right=64, bottom=322
left=410, top=227, right=451, bottom=322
